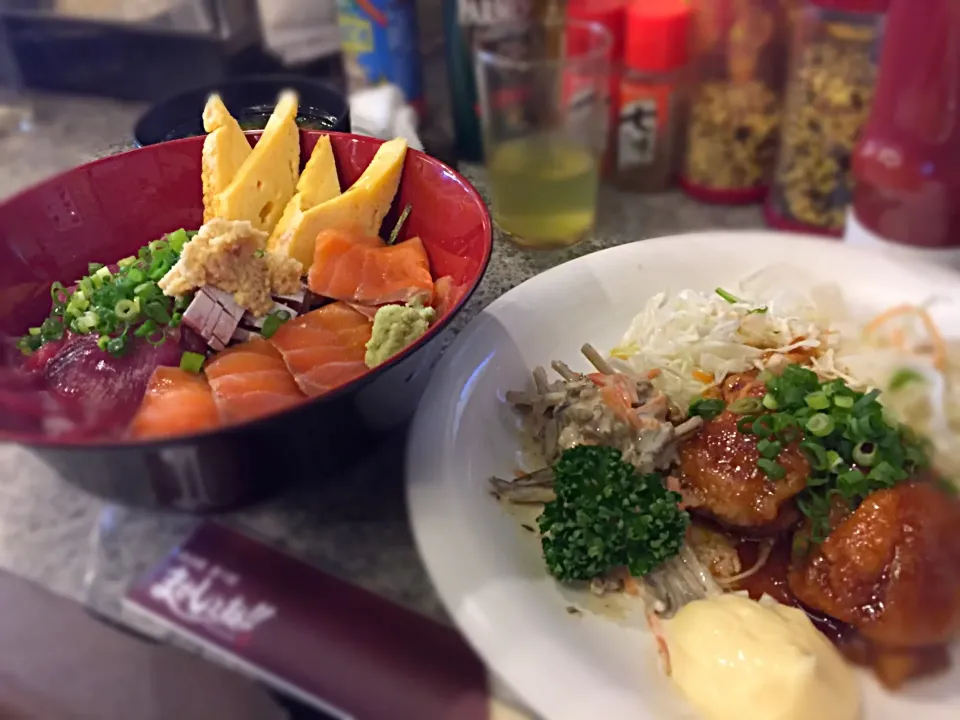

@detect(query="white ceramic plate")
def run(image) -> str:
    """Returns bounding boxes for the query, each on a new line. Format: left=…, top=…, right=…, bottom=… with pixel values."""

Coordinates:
left=406, top=232, right=960, bottom=720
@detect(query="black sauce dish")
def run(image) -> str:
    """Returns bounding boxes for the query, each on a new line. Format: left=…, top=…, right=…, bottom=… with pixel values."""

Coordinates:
left=0, top=131, right=491, bottom=512
left=134, top=75, right=351, bottom=147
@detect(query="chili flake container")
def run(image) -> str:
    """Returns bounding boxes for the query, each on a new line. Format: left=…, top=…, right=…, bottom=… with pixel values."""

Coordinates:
left=681, top=0, right=791, bottom=203
left=615, top=0, right=692, bottom=192
left=766, top=0, right=888, bottom=236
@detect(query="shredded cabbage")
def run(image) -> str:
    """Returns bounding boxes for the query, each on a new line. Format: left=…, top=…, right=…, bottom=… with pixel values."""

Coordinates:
left=609, top=269, right=959, bottom=486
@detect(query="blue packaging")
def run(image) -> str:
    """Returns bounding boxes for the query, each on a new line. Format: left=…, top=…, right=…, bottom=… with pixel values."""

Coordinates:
left=337, top=0, right=424, bottom=112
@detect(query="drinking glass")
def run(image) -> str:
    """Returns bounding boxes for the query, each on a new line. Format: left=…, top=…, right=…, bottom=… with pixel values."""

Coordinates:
left=0, top=21, right=31, bottom=135
left=476, top=19, right=611, bottom=249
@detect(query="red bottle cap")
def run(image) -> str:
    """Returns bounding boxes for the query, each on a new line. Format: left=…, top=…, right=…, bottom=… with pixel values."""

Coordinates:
left=569, top=0, right=628, bottom=61
left=809, top=0, right=890, bottom=12
left=625, top=0, right=692, bottom=73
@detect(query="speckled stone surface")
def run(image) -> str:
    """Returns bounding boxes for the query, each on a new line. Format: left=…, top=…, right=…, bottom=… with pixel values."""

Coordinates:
left=0, top=94, right=765, bottom=634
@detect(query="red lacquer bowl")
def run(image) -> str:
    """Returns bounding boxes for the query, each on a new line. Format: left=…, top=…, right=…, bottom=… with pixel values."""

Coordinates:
left=0, top=132, right=492, bottom=511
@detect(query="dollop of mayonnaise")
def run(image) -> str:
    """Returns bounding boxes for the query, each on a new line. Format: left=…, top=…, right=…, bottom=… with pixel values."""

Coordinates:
left=664, top=594, right=861, bottom=720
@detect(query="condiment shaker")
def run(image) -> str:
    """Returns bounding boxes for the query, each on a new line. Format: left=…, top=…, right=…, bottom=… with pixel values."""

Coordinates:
left=845, top=0, right=960, bottom=269
left=615, top=0, right=692, bottom=192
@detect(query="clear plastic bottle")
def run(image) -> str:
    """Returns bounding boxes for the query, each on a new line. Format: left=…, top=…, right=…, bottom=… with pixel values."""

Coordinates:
left=766, top=0, right=888, bottom=236
left=681, top=0, right=791, bottom=204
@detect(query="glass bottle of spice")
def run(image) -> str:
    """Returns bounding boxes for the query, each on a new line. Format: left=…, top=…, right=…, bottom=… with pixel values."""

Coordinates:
left=766, top=0, right=888, bottom=236
left=681, top=0, right=791, bottom=203
left=615, top=0, right=692, bottom=192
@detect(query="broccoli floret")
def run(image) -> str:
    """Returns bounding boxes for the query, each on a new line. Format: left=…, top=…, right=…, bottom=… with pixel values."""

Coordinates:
left=538, top=445, right=689, bottom=582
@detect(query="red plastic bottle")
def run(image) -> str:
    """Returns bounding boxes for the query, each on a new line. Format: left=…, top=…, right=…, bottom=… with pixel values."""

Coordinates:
left=845, top=0, right=960, bottom=268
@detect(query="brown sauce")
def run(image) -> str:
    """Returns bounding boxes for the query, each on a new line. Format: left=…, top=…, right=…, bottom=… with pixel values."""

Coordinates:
left=732, top=535, right=950, bottom=688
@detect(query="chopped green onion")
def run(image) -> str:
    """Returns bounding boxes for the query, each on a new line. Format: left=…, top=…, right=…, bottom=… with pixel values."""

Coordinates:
left=387, top=203, right=413, bottom=245
left=806, top=413, right=835, bottom=437
left=114, top=299, right=138, bottom=320
left=833, top=394, right=854, bottom=409
left=737, top=415, right=757, bottom=434
left=799, top=441, right=828, bottom=470
left=747, top=306, right=769, bottom=315
left=762, top=393, right=779, bottom=410
left=179, top=351, right=205, bottom=374
left=756, top=438, right=782, bottom=459
left=135, top=319, right=158, bottom=338
left=117, top=256, right=136, bottom=268
left=889, top=368, right=925, bottom=392
left=804, top=391, right=830, bottom=410
left=97, top=335, right=110, bottom=351
left=757, top=458, right=786, bottom=480
left=146, top=332, right=167, bottom=347
left=144, top=301, right=171, bottom=325
left=88, top=262, right=104, bottom=274
left=126, top=268, right=145, bottom=284
left=28, top=327, right=40, bottom=336
left=170, top=311, right=183, bottom=328
left=852, top=441, right=877, bottom=467
left=826, top=450, right=844, bottom=471
left=261, top=311, right=291, bottom=339
left=751, top=414, right=777, bottom=439
left=715, top=287, right=741, bottom=304
left=689, top=397, right=725, bottom=420
left=728, top=397, right=762, bottom=415
left=105, top=337, right=126, bottom=356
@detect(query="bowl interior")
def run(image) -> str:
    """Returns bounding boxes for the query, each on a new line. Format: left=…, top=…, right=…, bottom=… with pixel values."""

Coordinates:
left=0, top=131, right=492, bottom=442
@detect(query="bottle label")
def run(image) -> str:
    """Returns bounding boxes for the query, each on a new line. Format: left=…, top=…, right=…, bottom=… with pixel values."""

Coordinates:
left=337, top=0, right=423, bottom=106
left=617, top=82, right=672, bottom=170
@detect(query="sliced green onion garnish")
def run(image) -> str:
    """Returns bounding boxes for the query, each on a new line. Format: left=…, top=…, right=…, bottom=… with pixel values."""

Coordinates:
left=715, top=287, right=741, bottom=304
left=114, top=299, right=138, bottom=320
left=757, top=458, right=786, bottom=480
left=135, top=319, right=158, bottom=337
left=756, top=438, right=782, bottom=459
left=761, top=393, right=779, bottom=410
left=689, top=397, right=725, bottom=420
left=126, top=268, right=145, bottom=284
left=804, top=391, right=830, bottom=410
left=105, top=337, right=126, bottom=356
left=170, top=311, right=183, bottom=328
left=97, top=335, right=110, bottom=351
left=852, top=441, right=877, bottom=467
left=117, top=256, right=136, bottom=268
left=261, top=311, right=289, bottom=339
left=833, top=394, right=854, bottom=409
left=728, top=397, right=762, bottom=415
left=805, top=413, right=835, bottom=437
left=144, top=301, right=171, bottom=324
left=167, top=229, right=189, bottom=253
left=799, top=441, right=828, bottom=470
left=28, top=327, right=40, bottom=336
left=179, top=351, right=205, bottom=374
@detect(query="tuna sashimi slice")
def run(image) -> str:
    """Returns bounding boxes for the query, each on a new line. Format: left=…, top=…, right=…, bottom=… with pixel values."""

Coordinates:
left=44, top=331, right=183, bottom=433
left=204, top=337, right=305, bottom=424
left=129, top=367, right=221, bottom=440
left=307, top=229, right=434, bottom=306
left=269, top=301, right=373, bottom=397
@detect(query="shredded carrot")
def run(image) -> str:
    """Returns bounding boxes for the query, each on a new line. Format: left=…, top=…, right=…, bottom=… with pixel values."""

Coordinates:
left=647, top=368, right=662, bottom=379
left=614, top=567, right=641, bottom=596
left=692, top=369, right=714, bottom=384
left=863, top=304, right=947, bottom=371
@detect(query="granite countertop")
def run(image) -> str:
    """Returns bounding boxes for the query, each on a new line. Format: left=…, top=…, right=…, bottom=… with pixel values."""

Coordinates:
left=0, top=94, right=765, bottom=635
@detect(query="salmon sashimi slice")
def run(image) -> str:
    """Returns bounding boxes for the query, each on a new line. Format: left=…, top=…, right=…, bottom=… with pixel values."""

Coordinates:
left=269, top=301, right=373, bottom=397
left=432, top=275, right=468, bottom=319
left=307, top=229, right=434, bottom=306
left=129, top=367, right=221, bottom=439
left=204, top=337, right=305, bottom=423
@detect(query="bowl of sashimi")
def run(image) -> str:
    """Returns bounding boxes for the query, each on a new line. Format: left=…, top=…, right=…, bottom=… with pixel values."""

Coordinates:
left=0, top=90, right=492, bottom=511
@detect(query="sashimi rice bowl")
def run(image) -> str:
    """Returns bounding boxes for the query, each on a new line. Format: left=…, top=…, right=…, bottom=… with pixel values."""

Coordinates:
left=0, top=91, right=489, bottom=443
left=489, top=262, right=960, bottom=719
